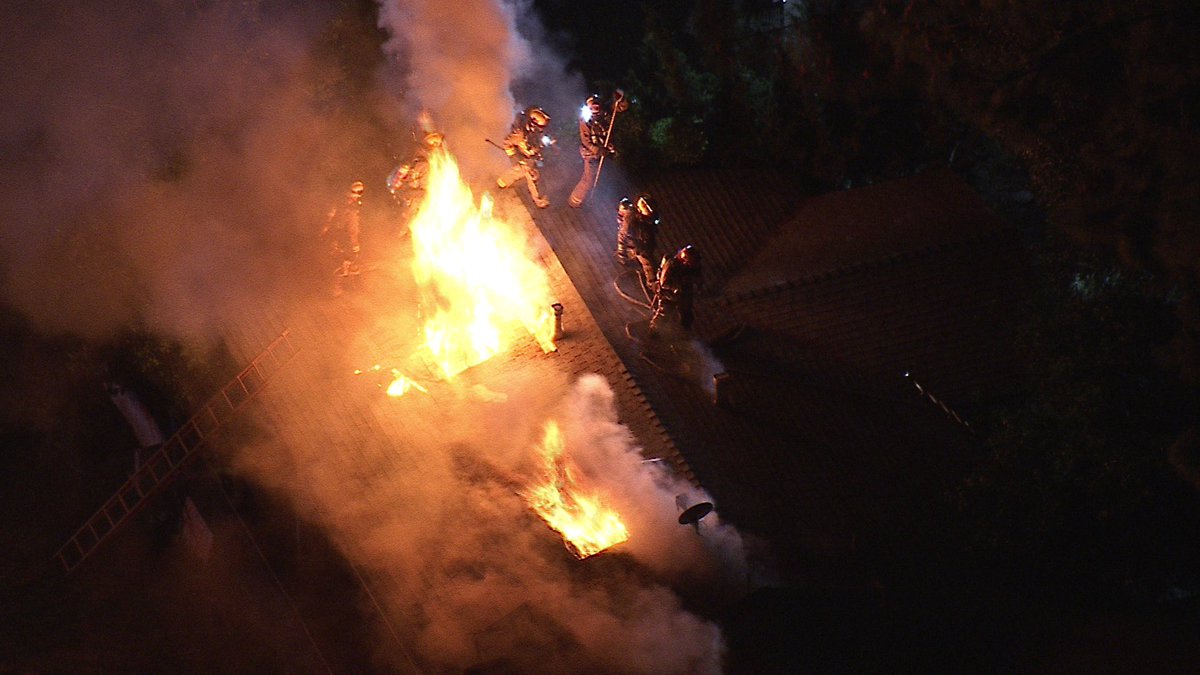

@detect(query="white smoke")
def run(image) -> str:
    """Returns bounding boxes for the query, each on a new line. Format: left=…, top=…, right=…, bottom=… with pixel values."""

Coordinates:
left=0, top=1, right=394, bottom=341
left=690, top=338, right=728, bottom=398
left=375, top=0, right=584, bottom=183
left=558, top=374, right=746, bottom=590
left=233, top=353, right=741, bottom=671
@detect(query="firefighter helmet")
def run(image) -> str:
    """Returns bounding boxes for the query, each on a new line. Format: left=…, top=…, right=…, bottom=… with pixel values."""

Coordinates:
left=617, top=197, right=634, bottom=214
left=526, top=106, right=550, bottom=129
left=586, top=93, right=603, bottom=114
left=635, top=193, right=656, bottom=218
left=677, top=245, right=698, bottom=266
left=423, top=131, right=444, bottom=149
left=350, top=180, right=365, bottom=196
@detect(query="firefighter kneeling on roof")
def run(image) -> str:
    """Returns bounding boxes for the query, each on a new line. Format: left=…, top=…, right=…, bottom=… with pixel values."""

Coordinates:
left=651, top=245, right=703, bottom=331
left=496, top=106, right=552, bottom=208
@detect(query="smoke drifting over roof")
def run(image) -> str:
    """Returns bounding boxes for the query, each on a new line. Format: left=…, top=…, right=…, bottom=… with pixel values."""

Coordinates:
left=375, top=0, right=583, bottom=181
left=236, top=365, right=741, bottom=671
left=0, top=0, right=584, bottom=341
left=0, top=1, right=377, bottom=340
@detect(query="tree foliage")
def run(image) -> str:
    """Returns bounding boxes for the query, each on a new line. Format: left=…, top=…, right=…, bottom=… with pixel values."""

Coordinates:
left=588, top=1, right=1200, bottom=613
left=864, top=0, right=1200, bottom=378
left=955, top=238, right=1200, bottom=600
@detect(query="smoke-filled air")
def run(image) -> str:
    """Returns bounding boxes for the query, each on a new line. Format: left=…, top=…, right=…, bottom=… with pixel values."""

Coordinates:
left=2, top=0, right=748, bottom=671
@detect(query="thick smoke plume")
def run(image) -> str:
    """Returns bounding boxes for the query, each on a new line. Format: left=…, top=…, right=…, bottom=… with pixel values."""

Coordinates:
left=0, top=1, right=386, bottom=341
left=375, top=0, right=583, bottom=182
left=235, top=359, right=742, bottom=671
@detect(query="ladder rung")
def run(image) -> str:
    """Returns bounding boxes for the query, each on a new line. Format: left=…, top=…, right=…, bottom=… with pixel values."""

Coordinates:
left=91, top=514, right=112, bottom=539
left=207, top=401, right=233, bottom=425
left=165, top=438, right=188, bottom=465
left=59, top=545, right=83, bottom=572
left=135, top=471, right=156, bottom=496
left=223, top=381, right=248, bottom=408
left=241, top=366, right=265, bottom=394
left=77, top=527, right=98, bottom=551
left=119, top=483, right=142, bottom=510
left=147, top=454, right=169, bottom=482
left=179, top=422, right=202, bottom=450
left=195, top=408, right=220, bottom=435
left=103, top=502, right=124, bottom=525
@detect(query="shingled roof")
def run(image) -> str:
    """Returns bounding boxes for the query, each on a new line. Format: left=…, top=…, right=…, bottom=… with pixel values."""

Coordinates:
left=711, top=168, right=1032, bottom=408
left=528, top=162, right=1031, bottom=574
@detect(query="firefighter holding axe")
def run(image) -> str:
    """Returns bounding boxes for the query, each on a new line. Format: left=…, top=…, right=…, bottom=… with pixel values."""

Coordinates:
left=568, top=89, right=628, bottom=208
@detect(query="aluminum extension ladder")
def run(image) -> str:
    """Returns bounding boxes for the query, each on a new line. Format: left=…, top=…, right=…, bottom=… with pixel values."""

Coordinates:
left=53, top=330, right=297, bottom=575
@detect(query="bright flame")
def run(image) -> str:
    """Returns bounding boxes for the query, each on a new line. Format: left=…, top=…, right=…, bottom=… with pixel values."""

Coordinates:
left=579, top=105, right=592, bottom=122
left=386, top=370, right=428, bottom=397
left=525, top=420, right=629, bottom=559
left=408, top=146, right=557, bottom=379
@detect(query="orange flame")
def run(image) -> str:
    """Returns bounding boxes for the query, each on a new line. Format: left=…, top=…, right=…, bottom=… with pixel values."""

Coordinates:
left=408, top=146, right=557, bottom=379
left=525, top=420, right=629, bottom=559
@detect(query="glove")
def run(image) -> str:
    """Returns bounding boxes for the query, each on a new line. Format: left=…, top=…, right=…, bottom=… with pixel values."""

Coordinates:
left=613, top=90, right=629, bottom=113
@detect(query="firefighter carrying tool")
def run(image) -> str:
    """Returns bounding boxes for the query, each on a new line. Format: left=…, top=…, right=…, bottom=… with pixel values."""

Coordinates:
left=568, top=90, right=628, bottom=208
left=495, top=106, right=552, bottom=208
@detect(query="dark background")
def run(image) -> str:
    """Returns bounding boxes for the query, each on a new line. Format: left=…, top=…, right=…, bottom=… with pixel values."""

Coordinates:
left=533, top=5, right=1200, bottom=669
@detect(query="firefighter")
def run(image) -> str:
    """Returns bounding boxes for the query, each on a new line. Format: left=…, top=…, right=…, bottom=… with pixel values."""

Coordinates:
left=496, top=106, right=552, bottom=208
left=651, top=244, right=703, bottom=331
left=321, top=180, right=365, bottom=292
left=568, top=90, right=627, bottom=208
left=387, top=131, right=445, bottom=211
left=616, top=193, right=659, bottom=288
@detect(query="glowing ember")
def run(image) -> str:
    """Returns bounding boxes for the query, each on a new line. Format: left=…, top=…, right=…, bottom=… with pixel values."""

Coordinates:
left=524, top=420, right=628, bottom=559
left=408, top=145, right=557, bottom=379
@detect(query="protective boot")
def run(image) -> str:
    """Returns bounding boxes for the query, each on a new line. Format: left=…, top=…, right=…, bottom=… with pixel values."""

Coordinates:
left=569, top=159, right=597, bottom=207
left=527, top=178, right=550, bottom=208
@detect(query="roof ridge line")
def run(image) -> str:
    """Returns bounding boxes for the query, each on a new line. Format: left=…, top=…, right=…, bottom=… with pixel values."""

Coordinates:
left=717, top=226, right=1014, bottom=305
left=721, top=364, right=916, bottom=406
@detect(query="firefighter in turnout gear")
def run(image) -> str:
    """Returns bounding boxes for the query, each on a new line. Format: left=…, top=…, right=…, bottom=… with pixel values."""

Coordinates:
left=569, top=90, right=627, bottom=208
left=616, top=193, right=659, bottom=287
left=651, top=245, right=703, bottom=331
left=322, top=180, right=365, bottom=293
left=496, top=106, right=552, bottom=208
left=387, top=131, right=444, bottom=212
